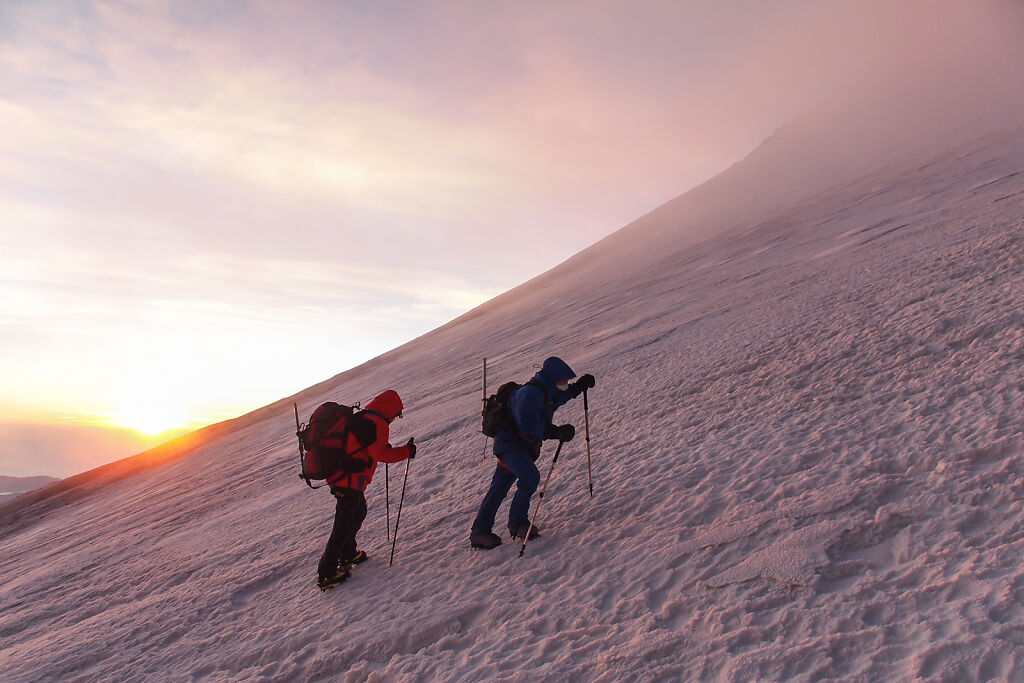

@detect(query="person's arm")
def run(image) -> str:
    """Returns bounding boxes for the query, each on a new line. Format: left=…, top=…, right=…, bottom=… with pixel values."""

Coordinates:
left=366, top=416, right=412, bottom=463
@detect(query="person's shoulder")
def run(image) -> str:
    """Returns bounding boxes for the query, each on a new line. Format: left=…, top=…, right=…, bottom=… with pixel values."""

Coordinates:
left=362, top=410, right=389, bottom=430
left=515, top=382, right=544, bottom=403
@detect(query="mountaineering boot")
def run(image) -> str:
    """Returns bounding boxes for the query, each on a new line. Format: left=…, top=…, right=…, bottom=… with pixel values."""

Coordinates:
left=470, top=531, right=502, bottom=550
left=317, top=566, right=351, bottom=592
left=508, top=521, right=540, bottom=540
left=341, top=550, right=368, bottom=567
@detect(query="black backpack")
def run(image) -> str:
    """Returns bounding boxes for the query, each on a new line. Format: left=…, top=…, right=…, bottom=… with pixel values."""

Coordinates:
left=481, top=380, right=541, bottom=437
left=298, top=402, right=378, bottom=488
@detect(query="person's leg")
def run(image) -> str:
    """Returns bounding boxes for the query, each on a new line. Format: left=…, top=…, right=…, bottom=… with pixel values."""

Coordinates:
left=341, top=491, right=367, bottom=561
left=471, top=463, right=516, bottom=534
left=319, top=494, right=347, bottom=578
left=318, top=489, right=365, bottom=578
left=500, top=449, right=541, bottom=527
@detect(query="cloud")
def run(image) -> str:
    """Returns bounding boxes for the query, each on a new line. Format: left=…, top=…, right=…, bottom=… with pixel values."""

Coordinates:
left=2, top=1, right=777, bottom=257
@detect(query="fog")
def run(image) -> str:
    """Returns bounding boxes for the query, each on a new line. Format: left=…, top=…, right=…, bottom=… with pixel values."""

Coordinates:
left=714, top=0, right=1022, bottom=166
left=573, top=0, right=1024, bottom=263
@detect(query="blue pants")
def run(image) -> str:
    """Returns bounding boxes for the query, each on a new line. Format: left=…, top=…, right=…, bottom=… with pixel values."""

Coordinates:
left=472, top=446, right=540, bottom=533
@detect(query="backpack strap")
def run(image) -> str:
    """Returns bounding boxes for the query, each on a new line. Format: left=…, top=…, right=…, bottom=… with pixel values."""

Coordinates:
left=511, top=380, right=545, bottom=448
left=525, top=378, right=555, bottom=408
left=332, top=410, right=376, bottom=470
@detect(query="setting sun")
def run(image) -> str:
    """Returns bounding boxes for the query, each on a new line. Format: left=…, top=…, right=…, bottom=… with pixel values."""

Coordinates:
left=112, top=395, right=192, bottom=436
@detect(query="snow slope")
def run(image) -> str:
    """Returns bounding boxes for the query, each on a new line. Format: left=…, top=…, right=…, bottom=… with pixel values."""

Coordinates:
left=1, top=120, right=1023, bottom=681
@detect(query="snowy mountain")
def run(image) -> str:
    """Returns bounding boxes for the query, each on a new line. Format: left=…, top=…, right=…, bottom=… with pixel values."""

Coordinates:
left=1, top=117, right=1023, bottom=680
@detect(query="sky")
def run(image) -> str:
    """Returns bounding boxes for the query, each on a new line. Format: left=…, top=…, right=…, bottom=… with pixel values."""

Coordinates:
left=1, top=0, right=1020, bottom=478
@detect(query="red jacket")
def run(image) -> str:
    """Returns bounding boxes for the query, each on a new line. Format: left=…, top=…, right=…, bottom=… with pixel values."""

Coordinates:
left=328, top=390, right=412, bottom=492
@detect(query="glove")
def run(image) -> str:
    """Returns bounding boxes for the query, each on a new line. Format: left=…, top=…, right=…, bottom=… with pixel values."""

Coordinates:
left=568, top=374, right=595, bottom=397
left=543, top=423, right=559, bottom=439
left=406, top=437, right=417, bottom=459
left=555, top=424, right=576, bottom=442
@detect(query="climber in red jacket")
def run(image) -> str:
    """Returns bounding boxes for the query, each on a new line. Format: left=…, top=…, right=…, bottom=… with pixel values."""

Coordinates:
left=318, top=389, right=415, bottom=590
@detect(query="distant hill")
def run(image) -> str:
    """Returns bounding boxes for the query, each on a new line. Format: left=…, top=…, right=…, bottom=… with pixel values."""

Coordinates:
left=0, top=475, right=60, bottom=504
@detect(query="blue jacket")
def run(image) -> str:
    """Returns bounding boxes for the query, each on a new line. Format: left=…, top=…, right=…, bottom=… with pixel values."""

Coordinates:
left=494, top=357, right=576, bottom=455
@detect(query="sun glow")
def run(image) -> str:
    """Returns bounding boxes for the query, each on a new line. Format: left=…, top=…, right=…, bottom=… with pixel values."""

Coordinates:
left=112, top=393, right=193, bottom=436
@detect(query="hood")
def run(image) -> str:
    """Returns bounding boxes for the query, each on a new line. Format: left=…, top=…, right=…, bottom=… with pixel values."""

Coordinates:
left=365, top=390, right=404, bottom=421
left=538, top=356, right=576, bottom=385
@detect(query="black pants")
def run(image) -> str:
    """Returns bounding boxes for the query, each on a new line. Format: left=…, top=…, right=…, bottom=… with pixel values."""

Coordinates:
left=318, top=488, right=367, bottom=578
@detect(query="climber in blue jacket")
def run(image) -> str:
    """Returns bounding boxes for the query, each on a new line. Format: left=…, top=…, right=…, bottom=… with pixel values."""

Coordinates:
left=470, top=356, right=595, bottom=549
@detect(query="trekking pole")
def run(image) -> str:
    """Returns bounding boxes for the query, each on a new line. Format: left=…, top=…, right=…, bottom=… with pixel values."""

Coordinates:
left=481, top=357, right=489, bottom=459
left=519, top=439, right=564, bottom=558
left=584, top=389, right=593, bottom=498
left=386, top=463, right=390, bottom=543
left=389, top=457, right=411, bottom=567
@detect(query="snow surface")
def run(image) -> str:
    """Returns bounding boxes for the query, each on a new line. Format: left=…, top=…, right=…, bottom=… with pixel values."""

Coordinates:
left=1, top=121, right=1023, bottom=681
